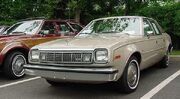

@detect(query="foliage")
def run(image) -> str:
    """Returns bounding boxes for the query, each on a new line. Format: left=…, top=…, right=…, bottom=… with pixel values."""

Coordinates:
left=0, top=0, right=58, bottom=25
left=0, top=0, right=179, bottom=48
left=64, top=0, right=121, bottom=23
left=137, top=2, right=180, bottom=36
left=135, top=2, right=180, bottom=49
left=170, top=50, right=180, bottom=55
left=174, top=8, right=180, bottom=36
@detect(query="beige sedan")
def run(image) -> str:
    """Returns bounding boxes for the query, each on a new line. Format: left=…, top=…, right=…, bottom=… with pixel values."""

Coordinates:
left=24, top=16, right=172, bottom=93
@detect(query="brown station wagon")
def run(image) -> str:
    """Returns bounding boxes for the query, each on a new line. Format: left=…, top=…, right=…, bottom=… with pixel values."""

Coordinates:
left=0, top=18, right=83, bottom=79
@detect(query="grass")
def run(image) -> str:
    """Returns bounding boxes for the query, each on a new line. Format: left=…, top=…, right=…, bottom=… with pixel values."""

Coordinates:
left=170, top=50, right=180, bottom=55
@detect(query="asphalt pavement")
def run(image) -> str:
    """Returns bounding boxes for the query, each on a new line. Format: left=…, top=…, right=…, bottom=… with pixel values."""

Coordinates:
left=0, top=57, right=179, bottom=99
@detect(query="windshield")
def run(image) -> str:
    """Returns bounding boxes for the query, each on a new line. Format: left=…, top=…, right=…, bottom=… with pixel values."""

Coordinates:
left=4, top=20, right=43, bottom=35
left=78, top=17, right=140, bottom=36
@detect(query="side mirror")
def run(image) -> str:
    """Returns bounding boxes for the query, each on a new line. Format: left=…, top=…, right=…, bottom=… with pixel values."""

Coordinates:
left=39, top=30, right=49, bottom=35
left=147, top=31, right=154, bottom=36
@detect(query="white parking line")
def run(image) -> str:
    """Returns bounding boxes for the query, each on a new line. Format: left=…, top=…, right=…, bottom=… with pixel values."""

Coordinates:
left=141, top=69, right=180, bottom=99
left=0, top=77, right=41, bottom=89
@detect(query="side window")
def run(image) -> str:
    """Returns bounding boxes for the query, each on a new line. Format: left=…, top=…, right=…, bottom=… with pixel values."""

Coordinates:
left=6, top=23, right=22, bottom=34
left=70, top=23, right=83, bottom=32
left=41, top=22, right=56, bottom=35
left=57, top=22, right=72, bottom=35
left=149, top=20, right=161, bottom=35
left=143, top=19, right=155, bottom=36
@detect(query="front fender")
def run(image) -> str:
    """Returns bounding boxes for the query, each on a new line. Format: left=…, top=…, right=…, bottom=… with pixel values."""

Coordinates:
left=0, top=42, right=29, bottom=64
left=112, top=44, right=140, bottom=80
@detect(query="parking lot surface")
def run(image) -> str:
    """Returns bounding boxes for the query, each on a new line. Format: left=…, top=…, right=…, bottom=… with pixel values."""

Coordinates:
left=0, top=58, right=179, bottom=99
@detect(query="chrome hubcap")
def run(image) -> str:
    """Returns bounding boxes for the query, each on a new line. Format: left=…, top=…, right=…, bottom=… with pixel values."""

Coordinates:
left=127, top=60, right=139, bottom=89
left=12, top=55, right=26, bottom=77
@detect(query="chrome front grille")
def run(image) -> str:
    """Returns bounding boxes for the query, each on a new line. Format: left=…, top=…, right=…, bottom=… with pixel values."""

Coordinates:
left=39, top=51, right=93, bottom=64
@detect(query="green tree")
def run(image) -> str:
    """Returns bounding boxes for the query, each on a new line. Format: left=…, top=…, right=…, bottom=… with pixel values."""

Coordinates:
left=65, top=0, right=120, bottom=23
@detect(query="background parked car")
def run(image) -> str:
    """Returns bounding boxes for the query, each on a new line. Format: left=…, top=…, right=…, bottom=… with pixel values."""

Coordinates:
left=0, top=18, right=83, bottom=79
left=0, top=26, right=9, bottom=34
left=25, top=16, right=172, bottom=93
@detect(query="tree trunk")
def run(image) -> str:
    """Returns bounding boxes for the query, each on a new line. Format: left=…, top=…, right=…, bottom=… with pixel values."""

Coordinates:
left=124, top=0, right=130, bottom=15
left=75, top=8, right=81, bottom=23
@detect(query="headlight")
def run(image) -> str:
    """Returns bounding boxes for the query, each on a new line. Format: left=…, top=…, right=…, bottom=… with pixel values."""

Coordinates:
left=95, top=49, right=108, bottom=63
left=30, top=49, right=39, bottom=62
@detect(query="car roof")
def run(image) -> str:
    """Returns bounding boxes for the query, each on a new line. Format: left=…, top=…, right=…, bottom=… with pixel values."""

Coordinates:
left=18, top=18, right=78, bottom=24
left=45, top=20, right=72, bottom=23
left=93, top=16, right=153, bottom=21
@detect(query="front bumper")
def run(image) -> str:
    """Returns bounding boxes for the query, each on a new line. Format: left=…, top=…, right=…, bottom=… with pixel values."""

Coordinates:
left=24, top=64, right=118, bottom=82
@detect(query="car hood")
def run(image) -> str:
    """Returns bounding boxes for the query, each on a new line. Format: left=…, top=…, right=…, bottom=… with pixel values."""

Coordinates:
left=33, top=34, right=141, bottom=50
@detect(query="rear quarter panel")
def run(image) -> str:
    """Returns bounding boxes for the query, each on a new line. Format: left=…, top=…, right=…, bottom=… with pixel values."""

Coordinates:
left=162, top=33, right=172, bottom=51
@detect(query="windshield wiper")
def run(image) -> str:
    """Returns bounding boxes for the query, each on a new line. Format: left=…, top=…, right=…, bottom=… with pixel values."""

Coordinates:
left=80, top=33, right=91, bottom=34
left=100, top=31, right=132, bottom=35
left=78, top=32, right=100, bottom=37
left=11, top=31, right=26, bottom=35
left=101, top=31, right=120, bottom=33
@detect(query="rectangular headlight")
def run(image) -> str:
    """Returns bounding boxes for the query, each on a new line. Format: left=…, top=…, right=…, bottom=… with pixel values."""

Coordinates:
left=30, top=49, right=39, bottom=62
left=94, top=49, right=108, bottom=63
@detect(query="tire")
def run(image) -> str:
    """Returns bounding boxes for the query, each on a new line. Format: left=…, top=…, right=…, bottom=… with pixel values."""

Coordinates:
left=116, top=56, right=140, bottom=93
left=159, top=51, right=169, bottom=68
left=3, top=51, right=27, bottom=79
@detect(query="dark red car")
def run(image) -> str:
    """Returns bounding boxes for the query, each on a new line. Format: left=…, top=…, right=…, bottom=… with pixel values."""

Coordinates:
left=0, top=18, right=83, bottom=79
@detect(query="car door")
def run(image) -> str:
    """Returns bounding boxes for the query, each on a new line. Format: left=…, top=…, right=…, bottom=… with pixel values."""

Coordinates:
left=149, top=19, right=166, bottom=60
left=141, top=19, right=159, bottom=68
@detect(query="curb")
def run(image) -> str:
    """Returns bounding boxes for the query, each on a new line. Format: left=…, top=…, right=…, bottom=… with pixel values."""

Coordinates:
left=170, top=55, right=180, bottom=61
left=170, top=55, right=180, bottom=57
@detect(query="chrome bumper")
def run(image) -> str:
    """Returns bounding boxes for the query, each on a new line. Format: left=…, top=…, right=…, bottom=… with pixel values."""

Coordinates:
left=24, top=64, right=118, bottom=82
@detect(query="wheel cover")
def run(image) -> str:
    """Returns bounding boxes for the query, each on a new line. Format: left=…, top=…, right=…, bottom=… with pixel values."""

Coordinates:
left=127, top=60, right=140, bottom=89
left=12, top=55, right=26, bottom=77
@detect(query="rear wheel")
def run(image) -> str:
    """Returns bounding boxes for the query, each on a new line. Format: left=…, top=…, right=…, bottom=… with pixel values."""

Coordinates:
left=3, top=51, right=27, bottom=79
left=159, top=51, right=169, bottom=68
left=116, top=56, right=140, bottom=93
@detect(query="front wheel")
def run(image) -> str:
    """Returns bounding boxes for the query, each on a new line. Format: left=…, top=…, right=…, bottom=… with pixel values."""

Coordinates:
left=116, top=56, right=140, bottom=93
left=3, top=51, right=27, bottom=79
